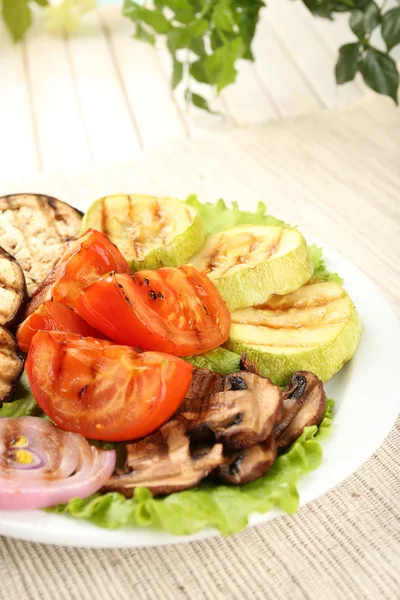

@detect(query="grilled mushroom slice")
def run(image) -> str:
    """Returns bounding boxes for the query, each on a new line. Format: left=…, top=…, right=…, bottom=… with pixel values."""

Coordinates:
left=0, top=247, right=27, bottom=330
left=240, top=354, right=261, bottom=376
left=0, top=194, right=82, bottom=296
left=105, top=419, right=224, bottom=497
left=0, top=326, right=24, bottom=405
left=217, top=436, right=277, bottom=485
left=180, top=371, right=282, bottom=450
left=275, top=371, right=326, bottom=448
left=186, top=367, right=225, bottom=400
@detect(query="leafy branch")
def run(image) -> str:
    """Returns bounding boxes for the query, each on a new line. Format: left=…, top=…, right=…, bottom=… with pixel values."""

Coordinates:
left=121, top=0, right=400, bottom=108
left=1, top=0, right=399, bottom=109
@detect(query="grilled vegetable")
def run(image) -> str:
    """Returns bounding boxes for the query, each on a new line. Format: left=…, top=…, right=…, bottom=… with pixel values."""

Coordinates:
left=0, top=246, right=27, bottom=330
left=26, top=228, right=129, bottom=316
left=105, top=419, right=224, bottom=497
left=179, top=369, right=282, bottom=450
left=74, top=265, right=231, bottom=357
left=225, top=280, right=362, bottom=385
left=81, top=194, right=205, bottom=271
left=0, top=326, right=24, bottom=405
left=191, top=225, right=313, bottom=312
left=16, top=300, right=104, bottom=353
left=275, top=371, right=326, bottom=448
left=0, top=194, right=82, bottom=296
left=217, top=437, right=277, bottom=485
left=25, top=332, right=193, bottom=441
left=0, top=417, right=116, bottom=510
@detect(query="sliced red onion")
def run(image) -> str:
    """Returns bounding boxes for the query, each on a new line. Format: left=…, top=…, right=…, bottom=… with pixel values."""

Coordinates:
left=0, top=417, right=116, bottom=510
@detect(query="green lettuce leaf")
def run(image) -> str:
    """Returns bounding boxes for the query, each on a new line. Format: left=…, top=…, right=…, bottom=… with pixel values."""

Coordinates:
left=185, top=194, right=289, bottom=236
left=48, top=399, right=335, bottom=536
left=185, top=347, right=241, bottom=374
left=0, top=371, right=44, bottom=418
left=308, top=244, right=343, bottom=284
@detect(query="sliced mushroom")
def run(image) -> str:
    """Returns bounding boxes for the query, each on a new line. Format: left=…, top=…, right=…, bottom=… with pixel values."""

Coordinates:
left=185, top=367, right=224, bottom=400
left=216, top=436, right=277, bottom=485
left=180, top=371, right=282, bottom=450
left=240, top=354, right=261, bottom=376
left=104, top=419, right=224, bottom=497
left=275, top=371, right=326, bottom=449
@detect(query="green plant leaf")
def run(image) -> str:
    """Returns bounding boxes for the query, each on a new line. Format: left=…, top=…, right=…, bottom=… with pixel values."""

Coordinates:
left=172, top=59, right=183, bottom=89
left=212, top=0, right=236, bottom=33
left=381, top=8, right=400, bottom=51
left=134, top=23, right=156, bottom=45
left=204, top=38, right=245, bottom=92
left=2, top=0, right=32, bottom=42
left=185, top=90, right=215, bottom=113
left=360, top=47, right=399, bottom=104
left=349, top=1, right=380, bottom=40
left=190, top=59, right=209, bottom=83
left=123, top=2, right=171, bottom=34
left=190, top=36, right=206, bottom=57
left=335, top=42, right=360, bottom=84
left=167, top=19, right=208, bottom=53
left=32, top=0, right=49, bottom=6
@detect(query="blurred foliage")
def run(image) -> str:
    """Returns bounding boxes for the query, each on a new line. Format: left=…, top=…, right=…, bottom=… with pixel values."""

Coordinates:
left=1, top=0, right=399, bottom=108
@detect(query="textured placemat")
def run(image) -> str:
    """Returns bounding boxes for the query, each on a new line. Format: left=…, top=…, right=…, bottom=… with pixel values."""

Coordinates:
left=1, top=96, right=399, bottom=599
left=1, top=418, right=399, bottom=600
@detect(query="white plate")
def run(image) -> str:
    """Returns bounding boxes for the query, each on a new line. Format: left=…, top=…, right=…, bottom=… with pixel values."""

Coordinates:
left=0, top=186, right=398, bottom=547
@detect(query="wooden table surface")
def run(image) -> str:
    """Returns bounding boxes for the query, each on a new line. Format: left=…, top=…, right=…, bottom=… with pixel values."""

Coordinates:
left=0, top=5, right=399, bottom=598
left=3, top=1, right=397, bottom=178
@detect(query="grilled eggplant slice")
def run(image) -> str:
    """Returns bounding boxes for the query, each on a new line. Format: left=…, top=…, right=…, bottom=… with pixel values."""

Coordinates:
left=0, top=326, right=24, bottom=405
left=105, top=419, right=224, bottom=497
left=0, top=247, right=27, bottom=330
left=0, top=194, right=82, bottom=296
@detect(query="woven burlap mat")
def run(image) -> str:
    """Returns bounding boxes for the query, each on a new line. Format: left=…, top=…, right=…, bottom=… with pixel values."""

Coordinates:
left=1, top=417, right=398, bottom=600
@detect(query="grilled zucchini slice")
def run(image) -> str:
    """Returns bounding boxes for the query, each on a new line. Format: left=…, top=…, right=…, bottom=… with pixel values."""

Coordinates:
left=191, top=225, right=313, bottom=312
left=0, top=194, right=82, bottom=295
left=0, top=326, right=24, bottom=405
left=81, top=194, right=205, bottom=271
left=0, top=247, right=27, bottom=330
left=225, top=280, right=362, bottom=385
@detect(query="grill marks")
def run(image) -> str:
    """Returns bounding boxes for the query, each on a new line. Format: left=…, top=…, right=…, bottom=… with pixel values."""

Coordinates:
left=231, top=283, right=349, bottom=341
left=202, top=230, right=283, bottom=278
left=0, top=194, right=82, bottom=295
left=101, top=198, right=109, bottom=236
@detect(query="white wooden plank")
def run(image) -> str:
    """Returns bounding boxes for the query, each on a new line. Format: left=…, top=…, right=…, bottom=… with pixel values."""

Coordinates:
left=252, top=13, right=321, bottom=118
left=22, top=14, right=92, bottom=173
left=100, top=6, right=188, bottom=149
left=157, top=42, right=235, bottom=137
left=220, top=59, right=279, bottom=126
left=66, top=10, right=142, bottom=165
left=0, top=23, right=39, bottom=177
left=266, top=0, right=361, bottom=107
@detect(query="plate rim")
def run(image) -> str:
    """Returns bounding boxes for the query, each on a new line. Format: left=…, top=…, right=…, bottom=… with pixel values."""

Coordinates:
left=0, top=187, right=398, bottom=548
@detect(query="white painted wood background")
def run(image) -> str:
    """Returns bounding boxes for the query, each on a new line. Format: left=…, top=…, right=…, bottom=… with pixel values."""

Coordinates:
left=2, top=0, right=399, bottom=178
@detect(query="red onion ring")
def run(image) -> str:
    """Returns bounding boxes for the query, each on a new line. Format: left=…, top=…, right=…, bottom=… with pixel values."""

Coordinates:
left=0, top=417, right=116, bottom=510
